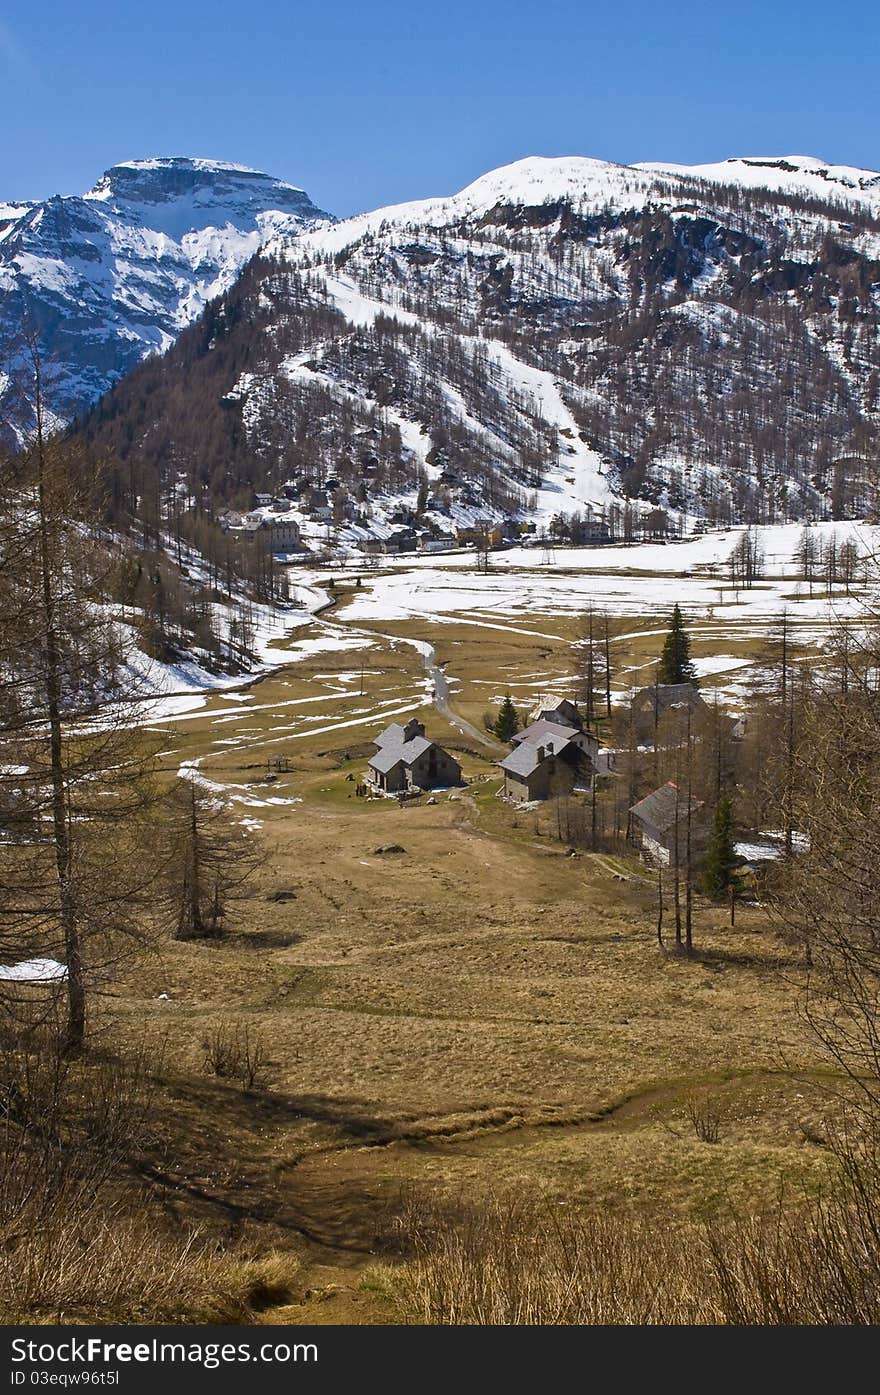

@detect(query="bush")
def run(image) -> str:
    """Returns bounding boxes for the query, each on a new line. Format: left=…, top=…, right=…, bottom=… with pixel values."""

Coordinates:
left=201, top=1020, right=269, bottom=1090
left=684, top=1090, right=723, bottom=1143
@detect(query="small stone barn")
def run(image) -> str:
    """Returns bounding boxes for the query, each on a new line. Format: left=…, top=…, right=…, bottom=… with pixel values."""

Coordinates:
left=629, top=781, right=707, bottom=866
left=366, top=718, right=462, bottom=795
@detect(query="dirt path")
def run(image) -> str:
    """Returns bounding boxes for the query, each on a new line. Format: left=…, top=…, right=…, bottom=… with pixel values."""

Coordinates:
left=419, top=641, right=503, bottom=751
left=313, top=608, right=505, bottom=751
left=249, top=1065, right=797, bottom=1323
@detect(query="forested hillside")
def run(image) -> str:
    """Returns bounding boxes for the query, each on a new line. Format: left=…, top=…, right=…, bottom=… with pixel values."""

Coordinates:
left=77, top=154, right=880, bottom=539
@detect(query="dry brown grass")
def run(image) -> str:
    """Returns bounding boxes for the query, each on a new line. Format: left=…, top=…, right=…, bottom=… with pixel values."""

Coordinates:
left=0, top=1199, right=300, bottom=1325
left=382, top=1193, right=712, bottom=1324
left=0, top=1038, right=301, bottom=1324
left=66, top=583, right=849, bottom=1319
left=371, top=1175, right=880, bottom=1325
left=107, top=615, right=833, bottom=1241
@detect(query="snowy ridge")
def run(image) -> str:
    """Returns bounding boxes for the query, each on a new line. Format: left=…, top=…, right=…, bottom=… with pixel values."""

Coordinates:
left=282, top=152, right=880, bottom=266
left=636, top=154, right=880, bottom=209
left=276, top=156, right=657, bottom=259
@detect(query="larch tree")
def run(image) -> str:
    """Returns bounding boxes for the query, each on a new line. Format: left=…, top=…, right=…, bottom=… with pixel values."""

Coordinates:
left=578, top=608, right=612, bottom=727
left=0, top=352, right=160, bottom=1052
left=702, top=798, right=738, bottom=902
left=161, top=775, right=262, bottom=941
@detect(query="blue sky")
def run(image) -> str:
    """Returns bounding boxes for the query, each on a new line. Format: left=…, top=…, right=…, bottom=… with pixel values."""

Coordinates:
left=2, top=0, right=878, bottom=215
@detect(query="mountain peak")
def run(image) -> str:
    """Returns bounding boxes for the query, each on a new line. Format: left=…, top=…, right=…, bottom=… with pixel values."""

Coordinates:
left=84, top=156, right=317, bottom=213
left=0, top=159, right=334, bottom=441
left=635, top=152, right=880, bottom=201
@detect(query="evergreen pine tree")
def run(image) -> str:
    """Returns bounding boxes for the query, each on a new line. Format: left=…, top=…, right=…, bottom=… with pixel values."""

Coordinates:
left=657, top=604, right=698, bottom=686
left=493, top=694, right=520, bottom=742
left=702, top=798, right=738, bottom=900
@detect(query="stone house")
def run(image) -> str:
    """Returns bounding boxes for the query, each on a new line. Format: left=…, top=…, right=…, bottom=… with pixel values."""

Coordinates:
left=629, top=781, right=707, bottom=866
left=500, top=733, right=581, bottom=803
left=500, top=701, right=599, bottom=803
left=527, top=696, right=583, bottom=728
left=511, top=716, right=599, bottom=765
left=366, top=718, right=462, bottom=795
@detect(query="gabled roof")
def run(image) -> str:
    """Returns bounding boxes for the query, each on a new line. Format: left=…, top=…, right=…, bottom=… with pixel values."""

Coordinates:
left=500, top=736, right=575, bottom=778
left=529, top=695, right=582, bottom=726
left=368, top=734, right=433, bottom=774
left=512, top=718, right=584, bottom=749
left=633, top=683, right=706, bottom=713
left=630, top=781, right=704, bottom=833
left=374, top=718, right=424, bottom=748
left=374, top=722, right=408, bottom=748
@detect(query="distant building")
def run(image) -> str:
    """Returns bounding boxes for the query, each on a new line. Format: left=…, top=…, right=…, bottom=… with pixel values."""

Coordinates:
left=358, top=528, right=418, bottom=555
left=386, top=527, right=418, bottom=553
left=418, top=535, right=457, bottom=553
left=239, top=517, right=302, bottom=551
left=629, top=781, right=707, bottom=866
left=455, top=524, right=504, bottom=547
left=366, top=718, right=462, bottom=795
left=630, top=683, right=707, bottom=741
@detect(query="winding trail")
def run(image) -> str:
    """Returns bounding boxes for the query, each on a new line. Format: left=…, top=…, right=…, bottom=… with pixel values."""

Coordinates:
left=312, top=608, right=504, bottom=752
left=416, top=639, right=503, bottom=751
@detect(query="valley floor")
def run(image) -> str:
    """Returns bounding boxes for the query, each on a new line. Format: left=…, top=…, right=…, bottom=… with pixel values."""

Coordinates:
left=90, top=536, right=857, bottom=1320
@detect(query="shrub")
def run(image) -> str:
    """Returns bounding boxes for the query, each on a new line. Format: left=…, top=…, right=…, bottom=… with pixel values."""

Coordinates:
left=201, top=1020, right=269, bottom=1090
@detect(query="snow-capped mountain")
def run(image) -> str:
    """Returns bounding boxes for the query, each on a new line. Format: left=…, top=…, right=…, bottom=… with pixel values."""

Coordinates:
left=80, top=153, right=880, bottom=538
left=0, top=157, right=332, bottom=440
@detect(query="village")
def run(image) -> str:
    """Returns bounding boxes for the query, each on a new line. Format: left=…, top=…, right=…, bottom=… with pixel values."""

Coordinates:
left=305, top=595, right=787, bottom=946
left=212, top=475, right=679, bottom=566
left=359, top=679, right=751, bottom=887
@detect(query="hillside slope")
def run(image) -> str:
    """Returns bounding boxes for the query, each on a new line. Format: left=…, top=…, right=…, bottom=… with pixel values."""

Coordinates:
left=80, top=153, right=880, bottom=538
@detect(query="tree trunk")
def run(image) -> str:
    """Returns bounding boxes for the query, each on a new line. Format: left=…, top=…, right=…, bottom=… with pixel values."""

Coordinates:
left=685, top=710, right=694, bottom=956
left=604, top=619, right=612, bottom=718
left=34, top=376, right=85, bottom=1054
